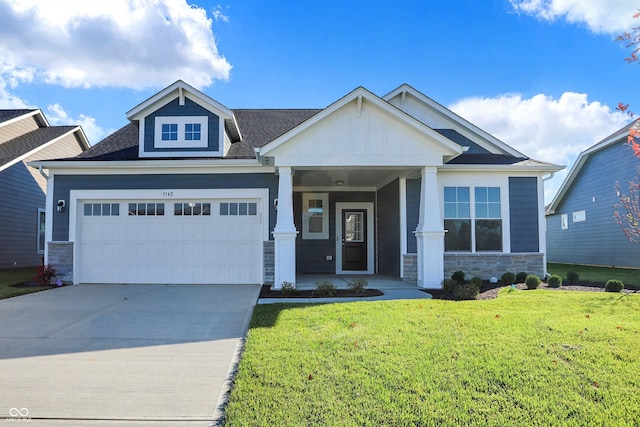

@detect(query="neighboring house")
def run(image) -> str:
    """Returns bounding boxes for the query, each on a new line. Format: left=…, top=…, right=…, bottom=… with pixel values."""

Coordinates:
left=33, top=80, right=561, bottom=287
left=0, top=109, right=89, bottom=268
left=546, top=124, right=640, bottom=268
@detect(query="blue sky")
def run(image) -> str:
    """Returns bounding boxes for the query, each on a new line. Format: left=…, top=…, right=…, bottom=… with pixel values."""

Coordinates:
left=1, top=0, right=638, bottom=201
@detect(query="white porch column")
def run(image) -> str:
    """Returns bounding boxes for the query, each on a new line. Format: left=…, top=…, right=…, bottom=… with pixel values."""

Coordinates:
left=415, top=166, right=445, bottom=289
left=272, top=166, right=298, bottom=289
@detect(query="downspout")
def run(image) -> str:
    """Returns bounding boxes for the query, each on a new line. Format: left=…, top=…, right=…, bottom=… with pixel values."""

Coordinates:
left=39, top=165, right=49, bottom=180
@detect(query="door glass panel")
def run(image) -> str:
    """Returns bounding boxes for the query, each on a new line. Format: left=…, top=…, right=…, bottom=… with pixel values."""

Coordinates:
left=344, top=212, right=363, bottom=242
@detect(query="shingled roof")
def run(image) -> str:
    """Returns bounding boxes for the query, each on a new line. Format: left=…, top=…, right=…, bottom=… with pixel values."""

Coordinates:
left=0, top=109, right=37, bottom=124
left=0, top=126, right=78, bottom=166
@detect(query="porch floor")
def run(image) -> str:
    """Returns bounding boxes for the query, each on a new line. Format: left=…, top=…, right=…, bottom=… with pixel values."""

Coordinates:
left=295, top=274, right=417, bottom=290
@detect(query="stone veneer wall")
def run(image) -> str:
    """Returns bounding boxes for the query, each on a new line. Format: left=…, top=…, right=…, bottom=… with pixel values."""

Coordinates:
left=47, top=242, right=74, bottom=284
left=403, top=253, right=545, bottom=284
left=444, top=253, right=545, bottom=280
left=402, top=254, right=417, bottom=283
left=263, top=241, right=274, bottom=285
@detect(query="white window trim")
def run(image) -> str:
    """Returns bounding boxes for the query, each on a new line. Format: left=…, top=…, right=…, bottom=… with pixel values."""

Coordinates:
left=440, top=177, right=510, bottom=253
left=335, top=202, right=375, bottom=274
left=154, top=116, right=208, bottom=148
left=302, top=193, right=329, bottom=239
left=561, top=214, right=569, bottom=230
left=37, top=208, right=46, bottom=254
left=572, top=210, right=586, bottom=223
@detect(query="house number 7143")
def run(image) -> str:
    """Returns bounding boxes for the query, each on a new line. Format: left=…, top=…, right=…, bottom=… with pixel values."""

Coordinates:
left=162, top=192, right=174, bottom=197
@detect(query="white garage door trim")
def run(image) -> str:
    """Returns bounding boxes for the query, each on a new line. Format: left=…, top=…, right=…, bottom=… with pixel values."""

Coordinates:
left=69, top=188, right=270, bottom=285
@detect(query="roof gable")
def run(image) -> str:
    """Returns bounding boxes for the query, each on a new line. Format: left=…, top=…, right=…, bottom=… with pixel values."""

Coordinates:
left=383, top=84, right=525, bottom=158
left=260, top=86, right=463, bottom=167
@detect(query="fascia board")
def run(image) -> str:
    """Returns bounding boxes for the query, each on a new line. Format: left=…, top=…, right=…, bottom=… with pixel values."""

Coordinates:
left=260, top=86, right=463, bottom=157
left=1, top=127, right=82, bottom=173
left=0, top=109, right=48, bottom=129
left=384, top=84, right=525, bottom=158
left=28, top=158, right=265, bottom=171
left=440, top=163, right=564, bottom=173
left=126, top=80, right=234, bottom=121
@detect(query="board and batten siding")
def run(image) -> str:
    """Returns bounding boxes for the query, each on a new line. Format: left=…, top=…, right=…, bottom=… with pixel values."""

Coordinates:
left=377, top=179, right=400, bottom=276
left=51, top=173, right=278, bottom=242
left=508, top=177, right=539, bottom=252
left=547, top=141, right=640, bottom=268
left=295, top=191, right=375, bottom=274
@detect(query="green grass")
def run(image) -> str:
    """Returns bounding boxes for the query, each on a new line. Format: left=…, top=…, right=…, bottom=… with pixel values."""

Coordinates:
left=548, top=262, right=640, bottom=288
left=225, top=292, right=640, bottom=426
left=0, top=267, right=51, bottom=300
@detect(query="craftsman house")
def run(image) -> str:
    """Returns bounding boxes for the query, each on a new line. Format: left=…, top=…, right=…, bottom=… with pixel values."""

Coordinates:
left=33, top=81, right=562, bottom=287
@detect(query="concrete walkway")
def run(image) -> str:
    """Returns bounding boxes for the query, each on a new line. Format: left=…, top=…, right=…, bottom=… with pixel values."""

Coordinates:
left=0, top=284, right=261, bottom=426
left=258, top=274, right=433, bottom=304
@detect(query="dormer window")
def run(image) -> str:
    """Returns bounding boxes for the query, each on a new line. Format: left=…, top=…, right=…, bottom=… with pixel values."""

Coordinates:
left=154, top=116, right=208, bottom=148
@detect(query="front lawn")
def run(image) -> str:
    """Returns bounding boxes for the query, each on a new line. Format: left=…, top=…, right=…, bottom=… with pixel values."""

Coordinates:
left=0, top=267, right=51, bottom=300
left=225, top=291, right=640, bottom=426
left=548, top=262, right=640, bottom=288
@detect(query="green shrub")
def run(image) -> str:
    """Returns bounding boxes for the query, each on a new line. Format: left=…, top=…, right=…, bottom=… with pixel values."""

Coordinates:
left=347, top=278, right=368, bottom=293
left=605, top=279, right=624, bottom=292
left=314, top=280, right=337, bottom=296
left=453, top=282, right=479, bottom=300
left=280, top=281, right=297, bottom=296
left=442, top=279, right=456, bottom=294
left=501, top=272, right=516, bottom=285
left=525, top=274, right=541, bottom=289
left=515, top=272, right=528, bottom=283
left=451, top=270, right=465, bottom=283
left=547, top=275, right=562, bottom=288
left=470, top=276, right=483, bottom=286
left=566, top=271, right=580, bottom=284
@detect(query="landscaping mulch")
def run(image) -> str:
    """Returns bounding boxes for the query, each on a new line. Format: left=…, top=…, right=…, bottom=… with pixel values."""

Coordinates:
left=259, top=284, right=383, bottom=298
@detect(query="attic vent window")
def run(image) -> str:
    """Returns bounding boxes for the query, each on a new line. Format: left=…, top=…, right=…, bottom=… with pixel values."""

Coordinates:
left=154, top=116, right=208, bottom=148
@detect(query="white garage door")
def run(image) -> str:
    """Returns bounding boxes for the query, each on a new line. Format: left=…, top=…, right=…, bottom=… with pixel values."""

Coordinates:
left=78, top=199, right=263, bottom=284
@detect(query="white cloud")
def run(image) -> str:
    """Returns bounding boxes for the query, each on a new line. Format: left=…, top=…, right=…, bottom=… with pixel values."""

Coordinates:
left=46, top=103, right=110, bottom=145
left=449, top=92, right=630, bottom=202
left=0, top=0, right=231, bottom=90
left=509, top=0, right=638, bottom=34
left=0, top=78, right=31, bottom=108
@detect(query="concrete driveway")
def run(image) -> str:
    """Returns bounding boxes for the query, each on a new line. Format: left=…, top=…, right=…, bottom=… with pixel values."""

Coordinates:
left=0, top=284, right=261, bottom=426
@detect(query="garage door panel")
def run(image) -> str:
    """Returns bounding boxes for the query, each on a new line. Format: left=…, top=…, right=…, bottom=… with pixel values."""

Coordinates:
left=79, top=198, right=263, bottom=285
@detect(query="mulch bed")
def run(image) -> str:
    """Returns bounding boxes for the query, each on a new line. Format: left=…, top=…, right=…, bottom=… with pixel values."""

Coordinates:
left=10, top=281, right=65, bottom=288
left=259, top=284, right=383, bottom=298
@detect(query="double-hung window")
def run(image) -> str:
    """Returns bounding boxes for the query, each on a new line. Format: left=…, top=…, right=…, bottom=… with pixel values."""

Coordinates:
left=302, top=193, right=328, bottom=239
left=444, top=186, right=502, bottom=252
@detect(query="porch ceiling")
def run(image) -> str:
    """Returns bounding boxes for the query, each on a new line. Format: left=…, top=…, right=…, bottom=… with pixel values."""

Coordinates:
left=293, top=167, right=420, bottom=189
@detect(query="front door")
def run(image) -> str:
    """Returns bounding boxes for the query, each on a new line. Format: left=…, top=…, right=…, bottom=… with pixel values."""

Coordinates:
left=341, top=209, right=367, bottom=271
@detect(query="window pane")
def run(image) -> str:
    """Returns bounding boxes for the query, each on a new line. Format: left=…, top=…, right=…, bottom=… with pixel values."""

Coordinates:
left=475, top=187, right=487, bottom=203
left=488, top=187, right=501, bottom=202
left=239, top=203, right=248, bottom=215
left=309, top=216, right=323, bottom=233
left=137, top=203, right=146, bottom=215
left=248, top=203, right=257, bottom=215
left=444, top=203, right=457, bottom=219
left=458, top=202, right=470, bottom=218
left=102, top=203, right=111, bottom=216
left=444, top=187, right=456, bottom=203
left=220, top=203, right=228, bottom=215
left=84, top=204, right=92, bottom=216
left=156, top=204, right=164, bottom=216
left=444, top=219, right=471, bottom=251
left=458, top=187, right=470, bottom=203
left=174, top=203, right=183, bottom=216
left=488, top=204, right=501, bottom=218
left=112, top=204, right=120, bottom=216
left=230, top=203, right=238, bottom=215
left=202, top=203, right=210, bottom=215
left=476, top=219, right=502, bottom=251
left=93, top=203, right=102, bottom=216
left=128, top=203, right=137, bottom=216
left=184, top=203, right=193, bottom=215
left=476, top=204, right=488, bottom=219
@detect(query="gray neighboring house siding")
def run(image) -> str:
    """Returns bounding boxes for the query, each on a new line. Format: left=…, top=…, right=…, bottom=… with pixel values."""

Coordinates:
left=0, top=111, right=87, bottom=268
left=51, top=173, right=278, bottom=242
left=547, top=140, right=640, bottom=268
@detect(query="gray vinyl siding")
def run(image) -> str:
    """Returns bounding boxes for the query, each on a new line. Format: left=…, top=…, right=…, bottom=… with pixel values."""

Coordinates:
left=0, top=116, right=39, bottom=144
left=406, top=178, right=421, bottom=253
left=509, top=177, right=539, bottom=252
left=144, top=98, right=221, bottom=153
left=377, top=179, right=400, bottom=276
left=0, top=161, right=46, bottom=268
left=547, top=141, right=640, bottom=268
left=51, top=173, right=278, bottom=241
left=295, top=191, right=375, bottom=274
